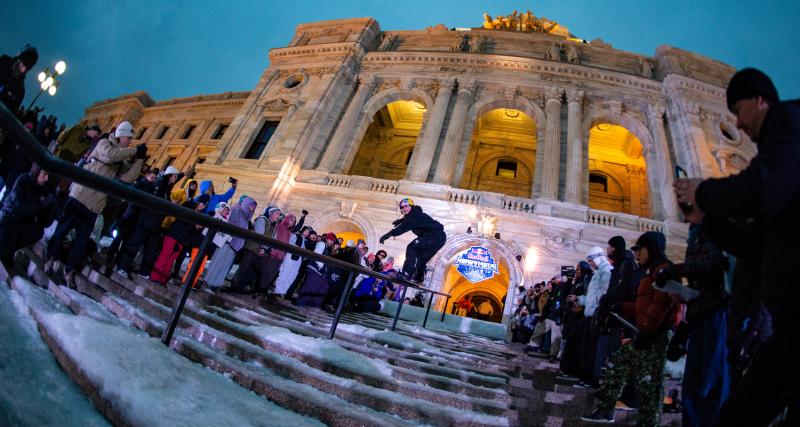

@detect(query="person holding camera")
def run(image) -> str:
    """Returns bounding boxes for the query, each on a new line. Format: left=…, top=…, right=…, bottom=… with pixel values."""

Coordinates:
left=45, top=121, right=146, bottom=288
left=231, top=206, right=281, bottom=295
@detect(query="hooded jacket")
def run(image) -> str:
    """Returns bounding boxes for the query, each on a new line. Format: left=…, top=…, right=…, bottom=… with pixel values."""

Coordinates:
left=69, top=135, right=143, bottom=213
left=162, top=178, right=198, bottom=229
left=580, top=255, right=613, bottom=317
left=227, top=197, right=256, bottom=252
left=196, top=180, right=235, bottom=214
left=272, top=213, right=296, bottom=261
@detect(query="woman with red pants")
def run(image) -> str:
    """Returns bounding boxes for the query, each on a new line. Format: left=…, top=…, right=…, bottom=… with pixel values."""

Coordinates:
left=150, top=194, right=209, bottom=285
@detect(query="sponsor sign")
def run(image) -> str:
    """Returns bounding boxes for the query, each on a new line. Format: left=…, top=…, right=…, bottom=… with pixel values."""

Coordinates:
left=455, top=246, right=499, bottom=283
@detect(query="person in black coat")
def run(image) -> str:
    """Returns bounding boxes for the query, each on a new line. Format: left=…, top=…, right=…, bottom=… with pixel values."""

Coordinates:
left=107, top=168, right=157, bottom=260
left=0, top=162, right=57, bottom=265
left=379, top=198, right=446, bottom=283
left=0, top=46, right=38, bottom=191
left=674, top=68, right=800, bottom=426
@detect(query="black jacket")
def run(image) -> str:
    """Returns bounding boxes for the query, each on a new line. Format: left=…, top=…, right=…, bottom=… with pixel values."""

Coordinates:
left=680, top=225, right=728, bottom=323
left=0, top=173, right=57, bottom=226
left=385, top=205, right=445, bottom=245
left=696, top=99, right=800, bottom=330
left=167, top=200, right=202, bottom=245
left=0, top=54, right=25, bottom=113
left=600, top=250, right=638, bottom=309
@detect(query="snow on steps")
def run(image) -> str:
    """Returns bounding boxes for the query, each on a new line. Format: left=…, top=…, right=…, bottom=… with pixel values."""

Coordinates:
left=6, top=276, right=326, bottom=427
left=18, top=251, right=513, bottom=427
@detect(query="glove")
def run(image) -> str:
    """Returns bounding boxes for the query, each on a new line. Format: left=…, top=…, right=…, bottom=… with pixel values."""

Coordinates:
left=633, top=333, right=653, bottom=351
left=379, top=233, right=391, bottom=245
left=392, top=218, right=403, bottom=227
left=655, top=265, right=678, bottom=288
left=135, top=144, right=148, bottom=159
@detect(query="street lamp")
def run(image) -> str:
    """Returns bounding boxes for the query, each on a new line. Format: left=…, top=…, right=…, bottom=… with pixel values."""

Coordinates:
left=29, top=59, right=67, bottom=110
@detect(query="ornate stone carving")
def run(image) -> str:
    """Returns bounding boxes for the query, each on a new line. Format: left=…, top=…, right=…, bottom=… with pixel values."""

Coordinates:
left=565, top=44, right=580, bottom=64
left=545, top=86, right=563, bottom=101
left=378, top=33, right=397, bottom=51
left=416, top=80, right=440, bottom=99
left=340, top=200, right=358, bottom=218
left=469, top=34, right=484, bottom=53
left=608, top=100, right=623, bottom=117
left=639, top=58, right=654, bottom=78
left=260, top=97, right=294, bottom=112
left=482, top=10, right=567, bottom=36
left=546, top=43, right=563, bottom=61
left=456, top=78, right=476, bottom=95
left=566, top=89, right=584, bottom=104
left=451, top=33, right=468, bottom=52
left=625, top=164, right=646, bottom=176
left=377, top=79, right=401, bottom=92
left=439, top=77, right=457, bottom=91
left=647, top=105, right=666, bottom=122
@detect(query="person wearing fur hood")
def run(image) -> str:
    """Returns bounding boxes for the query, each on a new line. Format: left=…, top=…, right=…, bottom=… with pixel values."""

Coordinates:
left=580, top=246, right=613, bottom=317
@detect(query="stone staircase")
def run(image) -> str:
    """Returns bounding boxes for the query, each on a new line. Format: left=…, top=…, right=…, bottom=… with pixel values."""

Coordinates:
left=3, top=245, right=681, bottom=426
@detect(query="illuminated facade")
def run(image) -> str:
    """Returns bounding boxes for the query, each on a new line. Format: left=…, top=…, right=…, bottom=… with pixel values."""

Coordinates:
left=81, top=14, right=754, bottom=322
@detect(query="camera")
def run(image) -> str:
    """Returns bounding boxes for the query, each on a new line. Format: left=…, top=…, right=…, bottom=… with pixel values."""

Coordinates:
left=228, top=176, right=238, bottom=185
left=301, top=209, right=309, bottom=216
left=560, top=265, right=576, bottom=280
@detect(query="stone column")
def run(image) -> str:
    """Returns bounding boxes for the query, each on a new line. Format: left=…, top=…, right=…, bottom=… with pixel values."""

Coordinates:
left=316, top=76, right=377, bottom=172
left=539, top=86, right=563, bottom=199
left=406, top=78, right=456, bottom=182
left=648, top=105, right=680, bottom=221
left=564, top=89, right=584, bottom=204
left=432, top=79, right=475, bottom=185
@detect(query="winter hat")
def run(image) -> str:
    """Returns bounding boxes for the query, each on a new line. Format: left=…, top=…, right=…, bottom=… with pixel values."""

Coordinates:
left=585, top=246, right=606, bottom=264
left=265, top=206, right=281, bottom=217
left=323, top=232, right=337, bottom=242
left=608, top=236, right=626, bottom=256
left=240, top=197, right=257, bottom=214
left=357, top=239, right=366, bottom=246
left=195, top=194, right=211, bottom=206
left=115, top=121, right=135, bottom=138
left=215, top=202, right=230, bottom=217
left=17, top=45, right=38, bottom=69
left=631, top=231, right=666, bottom=258
left=163, top=165, right=179, bottom=176
left=399, top=198, right=414, bottom=207
left=578, top=260, right=591, bottom=273
left=726, top=68, right=779, bottom=112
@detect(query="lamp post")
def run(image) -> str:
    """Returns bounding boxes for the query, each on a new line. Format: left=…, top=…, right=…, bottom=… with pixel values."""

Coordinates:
left=28, top=60, right=66, bottom=110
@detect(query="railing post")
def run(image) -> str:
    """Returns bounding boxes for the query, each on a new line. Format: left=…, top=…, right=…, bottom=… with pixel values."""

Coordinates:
left=440, top=295, right=450, bottom=322
left=422, top=292, right=434, bottom=328
left=328, top=270, right=356, bottom=339
left=161, top=229, right=215, bottom=346
left=391, top=284, right=409, bottom=331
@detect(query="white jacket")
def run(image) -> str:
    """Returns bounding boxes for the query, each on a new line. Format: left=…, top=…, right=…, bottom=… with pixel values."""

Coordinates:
left=579, top=258, right=613, bottom=316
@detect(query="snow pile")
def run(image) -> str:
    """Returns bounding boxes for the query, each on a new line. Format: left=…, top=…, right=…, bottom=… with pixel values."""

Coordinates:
left=250, top=324, right=395, bottom=381
left=0, top=282, right=108, bottom=427
left=378, top=300, right=508, bottom=341
left=11, top=278, right=324, bottom=427
left=336, top=322, right=444, bottom=355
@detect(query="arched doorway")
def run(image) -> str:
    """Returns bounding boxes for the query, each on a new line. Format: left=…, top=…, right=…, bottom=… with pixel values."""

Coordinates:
left=316, top=219, right=366, bottom=247
left=427, top=233, right=525, bottom=324
left=347, top=100, right=426, bottom=180
left=442, top=258, right=510, bottom=323
left=458, top=108, right=537, bottom=198
left=586, top=122, right=649, bottom=216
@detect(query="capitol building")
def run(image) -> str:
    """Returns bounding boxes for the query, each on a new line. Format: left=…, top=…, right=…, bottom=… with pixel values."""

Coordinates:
left=80, top=14, right=752, bottom=323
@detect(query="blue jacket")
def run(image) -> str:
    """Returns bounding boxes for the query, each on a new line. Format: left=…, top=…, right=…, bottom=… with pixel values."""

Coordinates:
left=196, top=180, right=235, bottom=214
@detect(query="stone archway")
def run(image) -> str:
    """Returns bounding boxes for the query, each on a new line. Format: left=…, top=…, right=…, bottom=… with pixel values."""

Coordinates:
left=427, top=233, right=525, bottom=323
left=311, top=210, right=379, bottom=248
left=581, top=111, right=656, bottom=216
left=337, top=87, right=435, bottom=174
left=453, top=94, right=546, bottom=192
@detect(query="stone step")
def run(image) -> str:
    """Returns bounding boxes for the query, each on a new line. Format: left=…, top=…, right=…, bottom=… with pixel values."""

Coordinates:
left=18, top=253, right=516, bottom=426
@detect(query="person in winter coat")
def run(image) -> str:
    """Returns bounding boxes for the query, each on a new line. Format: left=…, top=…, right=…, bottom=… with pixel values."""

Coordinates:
left=45, top=121, right=146, bottom=287
left=574, top=246, right=614, bottom=388
left=296, top=232, right=336, bottom=307
left=656, top=224, right=730, bottom=427
left=106, top=168, right=157, bottom=260
left=379, top=198, right=446, bottom=283
left=273, top=218, right=306, bottom=296
left=0, top=163, right=58, bottom=265
left=351, top=272, right=389, bottom=313
left=181, top=201, right=232, bottom=289
left=54, top=124, right=101, bottom=165
left=195, top=179, right=236, bottom=215
left=674, top=68, right=800, bottom=426
left=149, top=194, right=209, bottom=285
left=161, top=177, right=198, bottom=230
left=0, top=45, right=36, bottom=114
left=115, top=166, right=182, bottom=278
left=207, top=197, right=256, bottom=290
left=231, top=206, right=282, bottom=294
left=560, top=261, right=592, bottom=379
left=583, top=231, right=680, bottom=425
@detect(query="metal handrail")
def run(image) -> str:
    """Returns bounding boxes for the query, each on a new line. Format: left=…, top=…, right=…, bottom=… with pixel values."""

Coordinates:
left=0, top=103, right=450, bottom=343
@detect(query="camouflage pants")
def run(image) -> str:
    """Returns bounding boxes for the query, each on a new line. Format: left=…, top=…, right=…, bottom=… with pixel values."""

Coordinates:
left=596, top=332, right=669, bottom=427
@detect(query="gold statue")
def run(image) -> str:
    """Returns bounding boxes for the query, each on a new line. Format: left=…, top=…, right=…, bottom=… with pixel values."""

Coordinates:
left=481, top=10, right=571, bottom=37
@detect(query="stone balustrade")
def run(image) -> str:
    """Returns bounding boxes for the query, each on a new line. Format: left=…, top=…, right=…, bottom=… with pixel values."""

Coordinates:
left=316, top=172, right=677, bottom=236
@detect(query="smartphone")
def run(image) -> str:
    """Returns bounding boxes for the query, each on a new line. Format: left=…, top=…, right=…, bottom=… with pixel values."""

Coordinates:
left=675, top=165, right=688, bottom=180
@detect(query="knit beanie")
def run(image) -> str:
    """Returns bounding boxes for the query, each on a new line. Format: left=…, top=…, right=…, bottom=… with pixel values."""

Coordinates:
left=726, top=68, right=779, bottom=112
left=586, top=246, right=607, bottom=265
left=608, top=235, right=626, bottom=256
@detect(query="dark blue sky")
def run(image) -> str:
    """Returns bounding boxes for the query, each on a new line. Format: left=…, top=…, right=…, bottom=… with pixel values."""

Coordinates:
left=3, top=0, right=798, bottom=125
